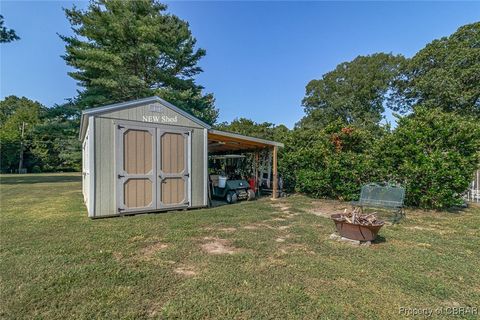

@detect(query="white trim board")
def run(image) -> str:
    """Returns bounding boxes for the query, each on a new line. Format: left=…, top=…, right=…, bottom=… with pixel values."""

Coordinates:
left=88, top=116, right=95, bottom=218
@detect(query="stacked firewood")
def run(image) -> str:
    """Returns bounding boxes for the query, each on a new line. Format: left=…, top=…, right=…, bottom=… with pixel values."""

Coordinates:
left=333, top=208, right=383, bottom=226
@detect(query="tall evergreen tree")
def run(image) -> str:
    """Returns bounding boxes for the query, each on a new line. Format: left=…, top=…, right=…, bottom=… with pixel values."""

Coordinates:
left=0, top=15, right=20, bottom=43
left=61, top=0, right=218, bottom=124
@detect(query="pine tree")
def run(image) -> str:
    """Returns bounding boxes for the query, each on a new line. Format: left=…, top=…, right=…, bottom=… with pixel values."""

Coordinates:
left=61, top=0, right=218, bottom=124
left=0, top=15, right=20, bottom=43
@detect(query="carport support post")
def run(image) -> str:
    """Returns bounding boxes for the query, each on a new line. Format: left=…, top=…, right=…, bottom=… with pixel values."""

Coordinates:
left=272, top=146, right=278, bottom=199
left=254, top=151, right=259, bottom=196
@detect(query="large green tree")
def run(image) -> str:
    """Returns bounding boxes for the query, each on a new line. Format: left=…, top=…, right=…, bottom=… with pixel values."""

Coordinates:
left=300, top=53, right=405, bottom=128
left=61, top=0, right=218, bottom=124
left=0, top=96, right=44, bottom=172
left=0, top=96, right=82, bottom=173
left=391, top=22, right=480, bottom=117
left=30, top=103, right=82, bottom=172
left=0, top=15, right=20, bottom=43
left=215, top=118, right=289, bottom=142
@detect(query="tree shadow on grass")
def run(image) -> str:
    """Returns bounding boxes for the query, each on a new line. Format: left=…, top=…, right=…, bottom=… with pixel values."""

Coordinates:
left=0, top=174, right=81, bottom=185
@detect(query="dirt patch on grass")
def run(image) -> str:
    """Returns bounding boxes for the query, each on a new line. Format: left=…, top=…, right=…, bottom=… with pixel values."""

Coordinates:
left=242, top=223, right=276, bottom=230
left=113, top=251, right=123, bottom=262
left=275, top=234, right=292, bottom=243
left=417, top=242, right=432, bottom=248
left=284, top=212, right=300, bottom=219
left=271, top=203, right=291, bottom=211
left=270, top=200, right=304, bottom=221
left=309, top=200, right=350, bottom=218
left=404, top=225, right=455, bottom=235
left=201, top=237, right=238, bottom=255
left=174, top=265, right=198, bottom=277
left=139, top=242, right=168, bottom=259
left=147, top=302, right=163, bottom=318
left=405, top=226, right=437, bottom=231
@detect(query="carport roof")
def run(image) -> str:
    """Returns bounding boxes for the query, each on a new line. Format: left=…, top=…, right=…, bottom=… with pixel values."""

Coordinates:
left=208, top=129, right=283, bottom=153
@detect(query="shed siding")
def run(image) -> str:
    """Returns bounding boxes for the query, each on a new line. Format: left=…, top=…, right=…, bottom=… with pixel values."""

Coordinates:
left=93, top=102, right=206, bottom=217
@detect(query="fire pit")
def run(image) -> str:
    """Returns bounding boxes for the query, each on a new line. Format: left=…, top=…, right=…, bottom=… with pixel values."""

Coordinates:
left=331, top=210, right=384, bottom=241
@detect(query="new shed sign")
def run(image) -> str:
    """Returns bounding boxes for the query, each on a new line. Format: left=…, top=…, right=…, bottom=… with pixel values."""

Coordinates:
left=142, top=115, right=178, bottom=123
left=143, top=105, right=178, bottom=123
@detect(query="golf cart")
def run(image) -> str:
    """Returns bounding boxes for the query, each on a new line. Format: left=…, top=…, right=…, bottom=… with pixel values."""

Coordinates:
left=209, top=154, right=256, bottom=204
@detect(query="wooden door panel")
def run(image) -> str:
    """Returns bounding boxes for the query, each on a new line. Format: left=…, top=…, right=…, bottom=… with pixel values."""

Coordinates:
left=117, top=125, right=156, bottom=213
left=157, top=131, right=190, bottom=208
left=161, top=133, right=185, bottom=174
left=124, top=178, right=153, bottom=208
left=161, top=177, right=185, bottom=205
left=123, top=129, right=153, bottom=174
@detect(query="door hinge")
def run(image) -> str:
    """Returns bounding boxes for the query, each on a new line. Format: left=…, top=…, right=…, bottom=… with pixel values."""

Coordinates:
left=184, top=173, right=190, bottom=177
left=184, top=201, right=190, bottom=206
left=118, top=207, right=125, bottom=212
left=118, top=174, right=125, bottom=179
left=118, top=125, right=124, bottom=129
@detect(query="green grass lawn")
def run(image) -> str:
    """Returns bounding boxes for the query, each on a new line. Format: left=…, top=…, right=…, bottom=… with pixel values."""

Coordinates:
left=1, top=173, right=479, bottom=319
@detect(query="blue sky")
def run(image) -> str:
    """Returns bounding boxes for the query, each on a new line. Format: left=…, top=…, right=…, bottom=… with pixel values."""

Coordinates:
left=1, top=1, right=479, bottom=128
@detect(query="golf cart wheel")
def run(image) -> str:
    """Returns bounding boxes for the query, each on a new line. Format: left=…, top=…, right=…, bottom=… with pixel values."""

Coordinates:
left=247, top=189, right=256, bottom=201
left=226, top=191, right=238, bottom=204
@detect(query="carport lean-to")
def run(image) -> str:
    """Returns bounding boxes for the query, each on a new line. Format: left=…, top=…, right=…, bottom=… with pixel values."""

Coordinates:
left=79, top=96, right=283, bottom=218
left=207, top=129, right=283, bottom=201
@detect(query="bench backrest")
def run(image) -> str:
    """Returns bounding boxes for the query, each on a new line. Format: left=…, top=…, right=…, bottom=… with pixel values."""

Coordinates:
left=359, top=183, right=405, bottom=208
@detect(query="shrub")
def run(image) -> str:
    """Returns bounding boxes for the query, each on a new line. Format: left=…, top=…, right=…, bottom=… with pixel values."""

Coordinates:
left=378, top=107, right=480, bottom=209
left=281, top=122, right=384, bottom=200
left=281, top=108, right=479, bottom=209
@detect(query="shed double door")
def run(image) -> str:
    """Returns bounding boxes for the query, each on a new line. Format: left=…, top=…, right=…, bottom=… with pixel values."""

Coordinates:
left=116, top=124, right=190, bottom=214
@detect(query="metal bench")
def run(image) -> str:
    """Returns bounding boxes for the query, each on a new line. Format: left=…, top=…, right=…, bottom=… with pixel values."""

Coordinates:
left=352, top=183, right=406, bottom=221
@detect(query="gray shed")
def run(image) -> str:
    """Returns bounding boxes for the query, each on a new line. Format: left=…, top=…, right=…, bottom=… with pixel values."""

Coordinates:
left=79, top=96, right=283, bottom=218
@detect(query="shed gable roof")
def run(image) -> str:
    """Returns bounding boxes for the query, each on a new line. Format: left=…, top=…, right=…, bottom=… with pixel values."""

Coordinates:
left=79, top=96, right=211, bottom=140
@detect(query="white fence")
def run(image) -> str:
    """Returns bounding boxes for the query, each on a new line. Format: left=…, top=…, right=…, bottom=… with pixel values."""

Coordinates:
left=465, top=170, right=480, bottom=203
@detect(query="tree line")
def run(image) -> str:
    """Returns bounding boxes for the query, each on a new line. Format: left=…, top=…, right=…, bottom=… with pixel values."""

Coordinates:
left=1, top=1, right=479, bottom=208
left=214, top=22, right=480, bottom=209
